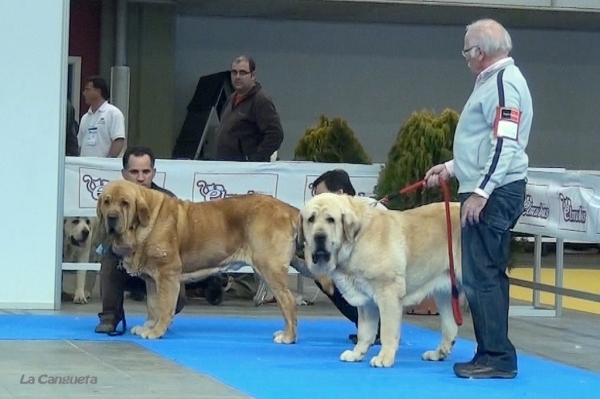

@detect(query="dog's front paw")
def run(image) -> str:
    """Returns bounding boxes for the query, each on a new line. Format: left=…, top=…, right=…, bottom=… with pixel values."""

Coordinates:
left=370, top=352, right=395, bottom=368
left=130, top=324, right=148, bottom=336
left=273, top=330, right=296, bottom=344
left=422, top=349, right=448, bottom=361
left=72, top=289, right=89, bottom=304
left=139, top=327, right=165, bottom=340
left=340, top=349, right=364, bottom=362
left=131, top=324, right=165, bottom=339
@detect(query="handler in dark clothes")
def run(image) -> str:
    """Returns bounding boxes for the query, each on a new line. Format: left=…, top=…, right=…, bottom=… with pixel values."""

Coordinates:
left=95, top=146, right=187, bottom=335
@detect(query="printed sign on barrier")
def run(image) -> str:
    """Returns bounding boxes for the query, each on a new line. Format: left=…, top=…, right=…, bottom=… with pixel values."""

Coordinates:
left=77, top=167, right=166, bottom=209
left=520, top=184, right=551, bottom=228
left=556, top=186, right=593, bottom=233
left=192, top=172, right=279, bottom=203
left=78, top=168, right=119, bottom=209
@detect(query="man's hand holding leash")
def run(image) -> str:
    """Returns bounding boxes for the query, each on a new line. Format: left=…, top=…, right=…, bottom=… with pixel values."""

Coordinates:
left=424, top=163, right=487, bottom=228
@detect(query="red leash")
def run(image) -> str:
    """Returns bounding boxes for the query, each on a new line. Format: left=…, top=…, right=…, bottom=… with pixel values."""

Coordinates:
left=384, top=179, right=463, bottom=326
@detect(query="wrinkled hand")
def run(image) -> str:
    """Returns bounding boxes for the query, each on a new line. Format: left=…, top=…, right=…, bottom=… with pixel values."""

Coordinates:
left=424, top=164, right=451, bottom=188
left=460, top=194, right=488, bottom=227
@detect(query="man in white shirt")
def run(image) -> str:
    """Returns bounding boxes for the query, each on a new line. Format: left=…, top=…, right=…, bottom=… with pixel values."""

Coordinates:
left=77, top=76, right=125, bottom=158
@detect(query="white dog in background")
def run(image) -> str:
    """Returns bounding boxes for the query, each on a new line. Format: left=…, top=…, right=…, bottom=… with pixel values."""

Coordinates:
left=299, top=193, right=463, bottom=368
left=63, top=217, right=99, bottom=304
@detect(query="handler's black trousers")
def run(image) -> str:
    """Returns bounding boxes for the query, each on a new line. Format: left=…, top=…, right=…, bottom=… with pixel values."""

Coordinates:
left=459, top=180, right=526, bottom=373
left=314, top=279, right=359, bottom=326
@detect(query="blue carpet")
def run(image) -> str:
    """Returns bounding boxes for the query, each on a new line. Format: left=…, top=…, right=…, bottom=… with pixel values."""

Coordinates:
left=0, top=314, right=598, bottom=399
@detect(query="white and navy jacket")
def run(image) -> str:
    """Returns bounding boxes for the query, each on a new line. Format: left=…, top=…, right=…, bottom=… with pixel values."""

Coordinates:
left=447, top=57, right=533, bottom=198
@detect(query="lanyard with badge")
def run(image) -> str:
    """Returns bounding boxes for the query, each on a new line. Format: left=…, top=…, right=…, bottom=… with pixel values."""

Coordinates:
left=86, top=126, right=98, bottom=146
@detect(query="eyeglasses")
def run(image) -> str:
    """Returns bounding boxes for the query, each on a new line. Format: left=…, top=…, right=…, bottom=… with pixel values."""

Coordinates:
left=461, top=45, right=479, bottom=58
left=231, top=69, right=251, bottom=77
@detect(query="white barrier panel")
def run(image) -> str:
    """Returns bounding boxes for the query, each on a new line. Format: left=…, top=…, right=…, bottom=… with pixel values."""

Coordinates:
left=65, top=158, right=600, bottom=243
left=512, top=168, right=600, bottom=318
left=514, top=169, right=600, bottom=243
left=64, top=157, right=383, bottom=217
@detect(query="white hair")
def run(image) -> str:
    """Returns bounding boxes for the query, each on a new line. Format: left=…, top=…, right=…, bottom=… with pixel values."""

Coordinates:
left=466, top=19, right=512, bottom=56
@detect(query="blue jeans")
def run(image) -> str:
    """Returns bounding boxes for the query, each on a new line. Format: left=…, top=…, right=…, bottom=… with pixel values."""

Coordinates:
left=459, top=180, right=526, bottom=372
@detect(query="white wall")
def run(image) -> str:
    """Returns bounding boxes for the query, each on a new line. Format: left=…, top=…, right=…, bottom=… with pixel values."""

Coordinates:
left=174, top=16, right=600, bottom=169
left=0, top=0, right=69, bottom=309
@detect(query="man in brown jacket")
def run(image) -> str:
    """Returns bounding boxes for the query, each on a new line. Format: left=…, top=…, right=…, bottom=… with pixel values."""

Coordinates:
left=215, top=55, right=283, bottom=162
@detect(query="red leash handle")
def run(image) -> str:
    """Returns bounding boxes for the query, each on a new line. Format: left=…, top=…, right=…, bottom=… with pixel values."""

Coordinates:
left=399, top=180, right=426, bottom=195
left=439, top=179, right=463, bottom=326
left=395, top=179, right=463, bottom=326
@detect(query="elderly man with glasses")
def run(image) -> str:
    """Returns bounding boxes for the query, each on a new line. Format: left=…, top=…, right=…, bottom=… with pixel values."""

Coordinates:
left=425, top=19, right=533, bottom=379
left=214, top=55, right=284, bottom=162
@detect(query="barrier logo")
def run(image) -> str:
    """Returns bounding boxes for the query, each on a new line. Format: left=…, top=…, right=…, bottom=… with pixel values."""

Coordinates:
left=522, top=194, right=550, bottom=220
left=197, top=180, right=227, bottom=201
left=82, top=174, right=110, bottom=200
left=559, top=193, right=587, bottom=224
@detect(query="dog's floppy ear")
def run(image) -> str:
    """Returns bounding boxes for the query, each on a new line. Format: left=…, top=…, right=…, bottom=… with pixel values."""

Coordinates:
left=136, top=192, right=151, bottom=227
left=296, top=212, right=305, bottom=252
left=342, top=208, right=361, bottom=243
left=96, top=193, right=104, bottom=228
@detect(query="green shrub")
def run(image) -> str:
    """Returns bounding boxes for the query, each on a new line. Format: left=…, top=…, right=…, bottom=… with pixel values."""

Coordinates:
left=375, top=108, right=459, bottom=210
left=294, top=115, right=371, bottom=164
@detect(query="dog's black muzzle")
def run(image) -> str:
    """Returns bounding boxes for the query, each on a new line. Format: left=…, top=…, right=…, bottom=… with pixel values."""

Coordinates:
left=69, top=231, right=89, bottom=246
left=312, top=251, right=331, bottom=264
left=312, top=233, right=331, bottom=263
left=106, top=215, right=120, bottom=234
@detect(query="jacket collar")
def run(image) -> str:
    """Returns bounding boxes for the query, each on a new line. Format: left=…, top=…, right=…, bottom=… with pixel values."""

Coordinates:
left=475, top=57, right=514, bottom=87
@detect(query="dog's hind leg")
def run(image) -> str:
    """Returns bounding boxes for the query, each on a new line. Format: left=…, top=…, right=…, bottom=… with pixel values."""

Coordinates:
left=421, top=290, right=458, bottom=361
left=253, top=257, right=297, bottom=344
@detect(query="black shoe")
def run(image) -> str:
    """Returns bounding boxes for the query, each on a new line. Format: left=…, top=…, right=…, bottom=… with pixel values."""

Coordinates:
left=95, top=313, right=126, bottom=336
left=204, top=278, right=225, bottom=306
left=348, top=334, right=381, bottom=345
left=453, top=358, right=478, bottom=373
left=453, top=363, right=517, bottom=379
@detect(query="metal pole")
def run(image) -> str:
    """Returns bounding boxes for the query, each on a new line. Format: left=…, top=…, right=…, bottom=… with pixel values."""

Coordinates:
left=555, top=237, right=564, bottom=317
left=116, top=0, right=127, bottom=66
left=533, top=235, right=542, bottom=307
left=111, top=0, right=129, bottom=150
